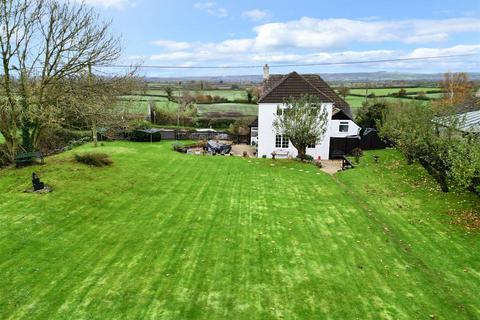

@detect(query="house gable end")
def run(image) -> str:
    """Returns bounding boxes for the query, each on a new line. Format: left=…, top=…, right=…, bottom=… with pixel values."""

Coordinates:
left=259, top=72, right=333, bottom=104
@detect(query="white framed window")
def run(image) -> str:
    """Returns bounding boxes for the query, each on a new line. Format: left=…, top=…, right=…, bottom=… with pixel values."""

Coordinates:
left=339, top=121, right=349, bottom=133
left=307, top=142, right=316, bottom=148
left=275, top=135, right=289, bottom=148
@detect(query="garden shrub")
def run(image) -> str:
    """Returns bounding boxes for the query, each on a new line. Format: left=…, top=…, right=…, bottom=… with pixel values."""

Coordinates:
left=351, top=147, right=364, bottom=164
left=233, top=99, right=250, bottom=104
left=130, top=119, right=152, bottom=130
left=212, top=96, right=228, bottom=103
left=64, top=137, right=91, bottom=151
left=195, top=118, right=237, bottom=129
left=39, top=128, right=91, bottom=154
left=195, top=94, right=214, bottom=104
left=74, top=153, right=113, bottom=167
left=0, top=144, right=10, bottom=167
left=172, top=142, right=187, bottom=153
left=152, top=107, right=176, bottom=125
left=297, top=154, right=314, bottom=161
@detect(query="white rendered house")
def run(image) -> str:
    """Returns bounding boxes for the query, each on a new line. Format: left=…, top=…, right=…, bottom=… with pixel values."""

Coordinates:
left=255, top=66, right=360, bottom=160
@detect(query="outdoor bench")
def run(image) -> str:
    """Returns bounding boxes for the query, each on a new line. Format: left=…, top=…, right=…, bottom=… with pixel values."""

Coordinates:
left=15, top=151, right=44, bottom=167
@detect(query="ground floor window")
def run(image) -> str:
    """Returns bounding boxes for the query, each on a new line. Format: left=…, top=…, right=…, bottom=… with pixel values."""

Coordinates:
left=307, top=142, right=316, bottom=148
left=339, top=121, right=349, bottom=133
left=275, top=134, right=289, bottom=148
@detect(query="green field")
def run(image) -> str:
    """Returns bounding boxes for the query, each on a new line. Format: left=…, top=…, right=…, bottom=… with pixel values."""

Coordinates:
left=349, top=87, right=441, bottom=96
left=145, top=89, right=248, bottom=101
left=119, top=89, right=251, bottom=117
left=0, top=142, right=479, bottom=319
left=423, top=92, right=444, bottom=99
left=122, top=86, right=443, bottom=117
left=118, top=96, right=179, bottom=114
left=342, top=87, right=442, bottom=109
left=345, top=95, right=433, bottom=109
left=197, top=103, right=258, bottom=116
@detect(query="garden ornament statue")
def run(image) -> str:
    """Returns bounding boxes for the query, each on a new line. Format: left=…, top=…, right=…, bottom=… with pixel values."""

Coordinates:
left=32, top=172, right=45, bottom=191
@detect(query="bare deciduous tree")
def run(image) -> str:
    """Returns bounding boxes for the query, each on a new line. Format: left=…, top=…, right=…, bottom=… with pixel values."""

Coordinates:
left=0, top=0, right=121, bottom=161
left=64, top=66, right=142, bottom=147
left=440, top=72, right=473, bottom=106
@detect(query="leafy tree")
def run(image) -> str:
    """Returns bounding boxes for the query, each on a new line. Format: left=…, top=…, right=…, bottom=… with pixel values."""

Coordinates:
left=337, top=86, right=350, bottom=99
left=399, top=88, right=407, bottom=97
left=440, top=72, right=473, bottom=106
left=176, top=91, right=196, bottom=127
left=380, top=102, right=428, bottom=164
left=415, top=92, right=427, bottom=100
left=246, top=89, right=253, bottom=103
left=246, top=87, right=261, bottom=103
left=164, top=86, right=174, bottom=101
left=228, top=118, right=253, bottom=136
left=447, top=134, right=480, bottom=194
left=380, top=101, right=479, bottom=193
left=273, top=95, right=329, bottom=160
left=355, top=101, right=388, bottom=129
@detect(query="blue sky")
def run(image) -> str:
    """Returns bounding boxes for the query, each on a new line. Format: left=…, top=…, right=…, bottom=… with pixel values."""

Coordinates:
left=81, top=0, right=480, bottom=76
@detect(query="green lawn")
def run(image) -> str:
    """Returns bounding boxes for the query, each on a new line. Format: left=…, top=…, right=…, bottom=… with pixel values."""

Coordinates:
left=0, top=142, right=479, bottom=319
left=197, top=103, right=258, bottom=116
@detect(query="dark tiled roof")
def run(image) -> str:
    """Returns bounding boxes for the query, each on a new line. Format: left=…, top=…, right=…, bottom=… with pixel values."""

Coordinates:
left=248, top=118, right=258, bottom=127
left=332, top=108, right=352, bottom=120
left=302, top=75, right=351, bottom=116
left=454, top=97, right=480, bottom=113
left=259, top=72, right=352, bottom=117
left=260, top=72, right=332, bottom=103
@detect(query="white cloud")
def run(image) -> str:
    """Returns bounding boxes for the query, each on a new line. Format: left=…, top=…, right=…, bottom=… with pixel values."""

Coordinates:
left=151, top=40, right=192, bottom=51
left=242, top=9, right=270, bottom=21
left=403, top=33, right=449, bottom=44
left=193, top=1, right=215, bottom=9
left=150, top=38, right=255, bottom=62
left=75, top=0, right=133, bottom=9
left=194, top=1, right=228, bottom=17
left=407, top=44, right=480, bottom=59
left=144, top=42, right=480, bottom=73
left=253, top=17, right=480, bottom=50
left=144, top=16, right=480, bottom=72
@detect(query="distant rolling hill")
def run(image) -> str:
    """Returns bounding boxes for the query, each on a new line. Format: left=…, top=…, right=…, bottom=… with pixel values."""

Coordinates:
left=146, top=71, right=480, bottom=84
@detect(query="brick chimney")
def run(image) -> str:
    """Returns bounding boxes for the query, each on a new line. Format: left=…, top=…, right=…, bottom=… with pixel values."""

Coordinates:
left=263, top=64, right=270, bottom=80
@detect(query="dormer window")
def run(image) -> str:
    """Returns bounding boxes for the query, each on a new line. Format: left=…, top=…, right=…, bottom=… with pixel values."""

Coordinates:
left=339, top=121, right=349, bottom=133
